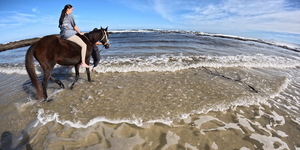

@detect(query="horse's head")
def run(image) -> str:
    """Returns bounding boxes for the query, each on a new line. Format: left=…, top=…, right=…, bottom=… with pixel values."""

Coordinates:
left=100, top=27, right=110, bottom=49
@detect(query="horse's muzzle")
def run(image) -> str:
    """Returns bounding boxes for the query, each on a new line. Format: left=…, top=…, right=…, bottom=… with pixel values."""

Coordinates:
left=104, top=43, right=110, bottom=49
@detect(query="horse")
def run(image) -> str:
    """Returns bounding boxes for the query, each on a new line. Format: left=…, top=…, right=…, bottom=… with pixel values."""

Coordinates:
left=25, top=27, right=110, bottom=102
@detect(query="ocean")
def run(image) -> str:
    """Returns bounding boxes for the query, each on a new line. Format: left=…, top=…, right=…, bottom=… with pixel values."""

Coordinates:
left=0, top=30, right=300, bottom=150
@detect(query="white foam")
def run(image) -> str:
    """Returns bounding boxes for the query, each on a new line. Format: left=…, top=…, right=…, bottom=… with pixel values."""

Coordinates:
left=93, top=54, right=300, bottom=73
left=36, top=108, right=174, bottom=129
left=1, top=53, right=299, bottom=75
left=0, top=66, right=29, bottom=74
left=0, top=64, right=40, bottom=75
left=14, top=98, right=36, bottom=112
left=240, top=147, right=251, bottom=150
left=162, top=131, right=180, bottom=150
left=110, top=29, right=156, bottom=33
left=237, top=114, right=255, bottom=132
left=212, top=142, right=218, bottom=150
left=193, top=105, right=290, bottom=150
left=194, top=116, right=218, bottom=129
left=184, top=143, right=198, bottom=150
left=250, top=134, right=289, bottom=149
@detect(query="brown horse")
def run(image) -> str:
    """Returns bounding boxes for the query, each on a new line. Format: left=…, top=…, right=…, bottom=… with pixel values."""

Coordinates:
left=25, top=27, right=110, bottom=102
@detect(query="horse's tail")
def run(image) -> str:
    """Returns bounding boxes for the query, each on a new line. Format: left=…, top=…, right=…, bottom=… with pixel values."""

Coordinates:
left=25, top=44, right=43, bottom=101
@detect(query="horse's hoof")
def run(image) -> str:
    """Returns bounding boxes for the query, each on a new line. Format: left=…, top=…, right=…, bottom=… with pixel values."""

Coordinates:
left=42, top=99, right=53, bottom=103
left=46, top=99, right=53, bottom=102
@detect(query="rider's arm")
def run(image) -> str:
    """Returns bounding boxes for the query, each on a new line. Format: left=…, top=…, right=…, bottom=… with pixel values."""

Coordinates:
left=74, top=26, right=83, bottom=35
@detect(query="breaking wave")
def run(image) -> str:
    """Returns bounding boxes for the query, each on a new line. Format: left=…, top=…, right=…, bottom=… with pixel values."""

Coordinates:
left=1, top=54, right=299, bottom=75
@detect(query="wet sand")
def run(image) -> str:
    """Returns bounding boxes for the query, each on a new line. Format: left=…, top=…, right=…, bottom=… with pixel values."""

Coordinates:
left=24, top=68, right=300, bottom=149
left=2, top=68, right=299, bottom=149
left=28, top=104, right=300, bottom=150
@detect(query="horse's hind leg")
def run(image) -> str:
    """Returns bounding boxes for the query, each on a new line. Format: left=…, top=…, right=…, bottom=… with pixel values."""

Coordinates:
left=50, top=76, right=65, bottom=89
left=42, top=69, right=52, bottom=101
left=40, top=61, right=55, bottom=101
left=70, top=64, right=80, bottom=89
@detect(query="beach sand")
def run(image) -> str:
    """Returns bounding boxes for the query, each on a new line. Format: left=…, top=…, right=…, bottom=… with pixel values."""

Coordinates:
left=27, top=104, right=299, bottom=150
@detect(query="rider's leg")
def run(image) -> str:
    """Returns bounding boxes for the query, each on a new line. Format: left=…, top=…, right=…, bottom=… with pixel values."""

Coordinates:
left=67, top=35, right=89, bottom=68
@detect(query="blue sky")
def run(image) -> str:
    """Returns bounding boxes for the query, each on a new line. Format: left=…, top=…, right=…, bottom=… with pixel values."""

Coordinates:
left=0, top=0, right=300, bottom=44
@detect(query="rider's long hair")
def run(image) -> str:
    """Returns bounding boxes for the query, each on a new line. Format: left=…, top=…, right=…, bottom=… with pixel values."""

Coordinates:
left=59, top=4, right=73, bottom=27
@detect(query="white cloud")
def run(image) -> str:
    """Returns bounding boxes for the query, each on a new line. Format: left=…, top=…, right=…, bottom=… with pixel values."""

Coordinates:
left=149, top=0, right=300, bottom=34
left=150, top=0, right=175, bottom=21
left=0, top=11, right=37, bottom=29
left=107, top=0, right=152, bottom=12
left=32, top=7, right=40, bottom=13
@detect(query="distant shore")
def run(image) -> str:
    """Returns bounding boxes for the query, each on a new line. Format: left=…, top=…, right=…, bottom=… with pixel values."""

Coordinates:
left=0, top=37, right=41, bottom=52
left=0, top=34, right=59, bottom=52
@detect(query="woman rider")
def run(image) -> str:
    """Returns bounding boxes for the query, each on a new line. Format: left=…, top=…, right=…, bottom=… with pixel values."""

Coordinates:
left=59, top=4, right=90, bottom=68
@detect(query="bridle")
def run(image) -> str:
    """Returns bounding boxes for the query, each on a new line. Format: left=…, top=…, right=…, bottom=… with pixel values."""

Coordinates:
left=100, top=30, right=109, bottom=46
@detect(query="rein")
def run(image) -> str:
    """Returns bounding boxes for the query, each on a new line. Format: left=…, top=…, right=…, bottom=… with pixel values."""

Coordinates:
left=82, top=34, right=92, bottom=46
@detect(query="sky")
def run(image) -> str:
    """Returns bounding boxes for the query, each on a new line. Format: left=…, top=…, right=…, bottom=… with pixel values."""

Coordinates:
left=0, top=0, right=300, bottom=44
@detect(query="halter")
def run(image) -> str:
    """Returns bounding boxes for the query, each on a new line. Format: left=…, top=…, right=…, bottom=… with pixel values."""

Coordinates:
left=100, top=30, right=109, bottom=46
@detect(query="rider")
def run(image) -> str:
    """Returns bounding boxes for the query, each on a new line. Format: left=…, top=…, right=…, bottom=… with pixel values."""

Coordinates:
left=59, top=4, right=90, bottom=68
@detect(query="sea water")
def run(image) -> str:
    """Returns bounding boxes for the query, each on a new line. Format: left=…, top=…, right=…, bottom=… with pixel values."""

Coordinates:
left=0, top=30, right=300, bottom=149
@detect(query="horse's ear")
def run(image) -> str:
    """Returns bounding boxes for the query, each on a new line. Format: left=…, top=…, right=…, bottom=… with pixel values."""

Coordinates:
left=100, top=26, right=103, bottom=30
left=105, top=26, right=108, bottom=30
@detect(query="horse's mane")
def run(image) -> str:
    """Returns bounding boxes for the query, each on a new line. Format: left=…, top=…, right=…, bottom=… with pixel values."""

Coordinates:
left=84, top=29, right=102, bottom=45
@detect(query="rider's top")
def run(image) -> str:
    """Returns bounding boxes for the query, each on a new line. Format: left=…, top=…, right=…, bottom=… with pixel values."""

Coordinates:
left=59, top=14, right=77, bottom=39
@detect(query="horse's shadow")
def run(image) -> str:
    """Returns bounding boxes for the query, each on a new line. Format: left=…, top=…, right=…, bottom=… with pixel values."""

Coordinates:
left=22, top=65, right=75, bottom=101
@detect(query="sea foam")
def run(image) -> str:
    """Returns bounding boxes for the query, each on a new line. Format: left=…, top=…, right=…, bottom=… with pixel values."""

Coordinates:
left=1, top=54, right=299, bottom=75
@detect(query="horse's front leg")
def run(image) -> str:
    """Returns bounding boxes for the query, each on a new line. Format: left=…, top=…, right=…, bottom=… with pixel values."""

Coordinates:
left=70, top=64, right=80, bottom=89
left=86, top=68, right=91, bottom=82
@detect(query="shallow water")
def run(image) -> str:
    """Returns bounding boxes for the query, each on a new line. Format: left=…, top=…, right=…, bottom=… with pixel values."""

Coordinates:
left=0, top=30, right=300, bottom=149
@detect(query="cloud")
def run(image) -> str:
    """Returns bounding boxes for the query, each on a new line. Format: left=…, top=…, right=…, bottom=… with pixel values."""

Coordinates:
left=32, top=7, right=40, bottom=13
left=149, top=0, right=300, bottom=34
left=0, top=10, right=59, bottom=29
left=150, top=0, right=174, bottom=21
left=0, top=11, right=37, bottom=27
left=150, top=0, right=195, bottom=22
left=106, top=0, right=152, bottom=12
